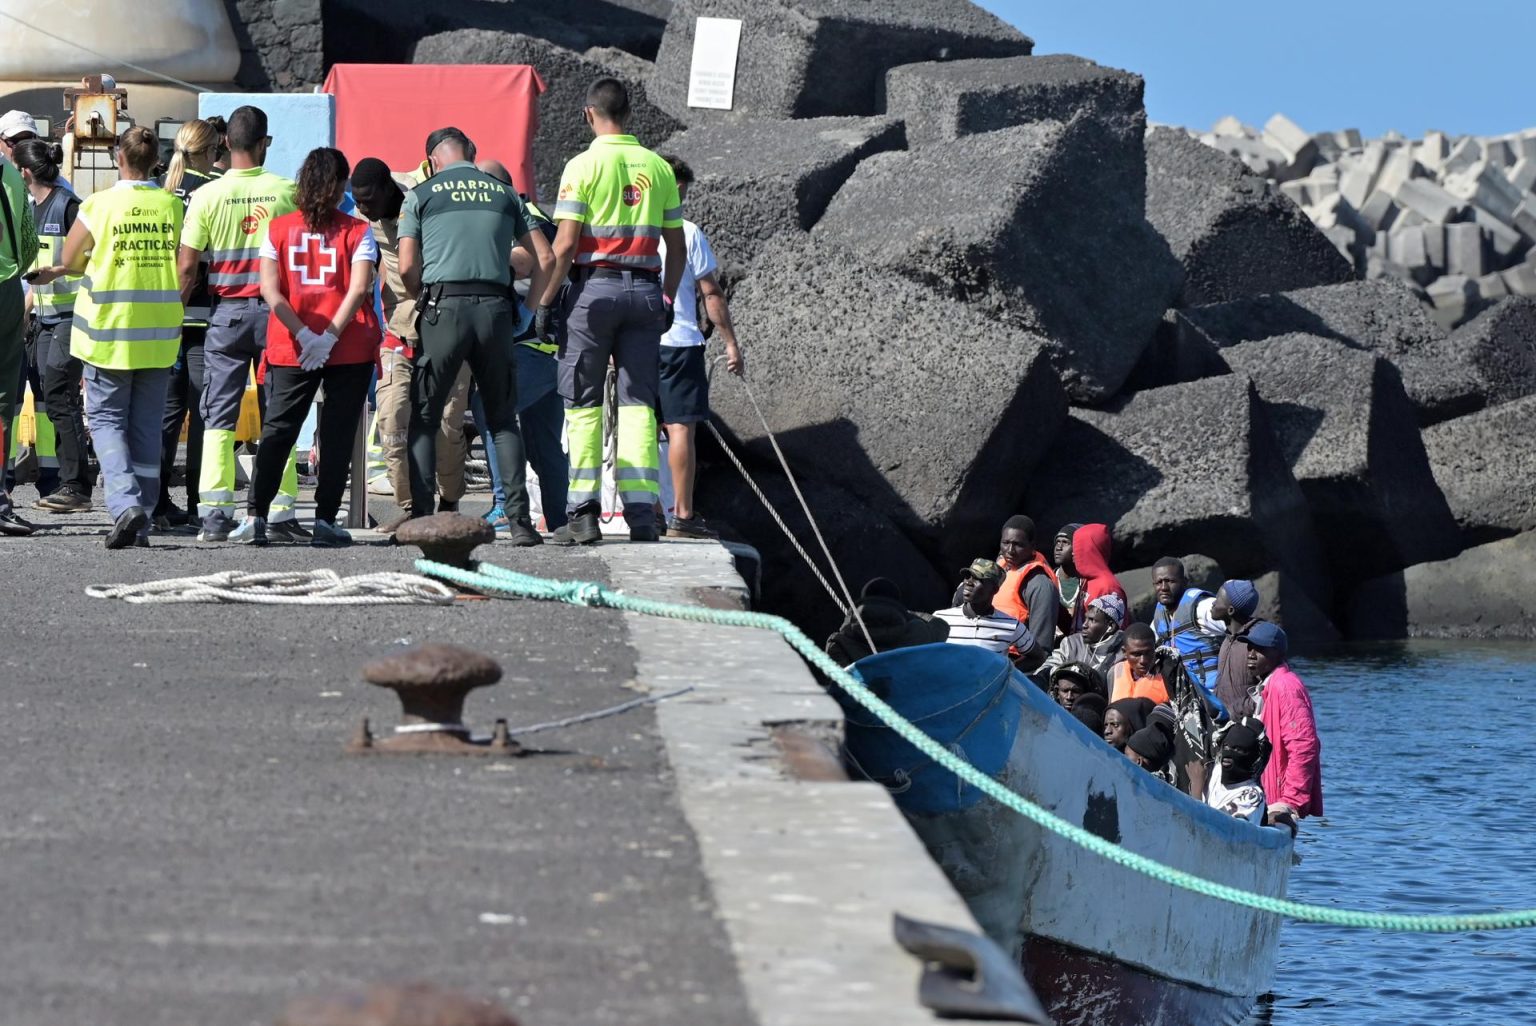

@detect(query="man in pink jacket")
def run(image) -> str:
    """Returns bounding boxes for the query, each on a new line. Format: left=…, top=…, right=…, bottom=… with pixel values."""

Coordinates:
left=1240, top=622, right=1323, bottom=833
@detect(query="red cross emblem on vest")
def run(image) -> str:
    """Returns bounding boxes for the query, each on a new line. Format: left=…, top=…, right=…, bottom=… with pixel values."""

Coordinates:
left=289, top=232, right=338, bottom=286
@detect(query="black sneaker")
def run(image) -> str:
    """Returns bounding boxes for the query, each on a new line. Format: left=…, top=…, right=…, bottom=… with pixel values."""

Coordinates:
left=438, top=499, right=459, bottom=513
left=33, top=488, right=91, bottom=513
left=629, top=522, right=659, bottom=542
left=134, top=535, right=150, bottom=548
left=105, top=506, right=148, bottom=550
left=568, top=502, right=602, bottom=545
left=155, top=503, right=191, bottom=526
left=507, top=519, right=543, bottom=547
left=268, top=519, right=313, bottom=544
left=0, top=510, right=36, bottom=536
left=667, top=513, right=718, bottom=539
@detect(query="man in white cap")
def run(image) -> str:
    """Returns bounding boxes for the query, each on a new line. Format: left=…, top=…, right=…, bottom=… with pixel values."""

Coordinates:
left=0, top=111, right=39, bottom=162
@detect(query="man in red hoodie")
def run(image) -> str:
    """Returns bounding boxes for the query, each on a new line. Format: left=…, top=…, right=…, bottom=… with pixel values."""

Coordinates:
left=1071, top=524, right=1128, bottom=627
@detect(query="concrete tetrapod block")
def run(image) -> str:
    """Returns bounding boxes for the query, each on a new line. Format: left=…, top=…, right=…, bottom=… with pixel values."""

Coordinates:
left=1025, top=375, right=1326, bottom=589
left=1443, top=296, right=1536, bottom=409
left=1347, top=532, right=1536, bottom=640
left=1120, top=310, right=1233, bottom=393
left=655, top=115, right=906, bottom=283
left=1250, top=570, right=1341, bottom=646
left=1144, top=127, right=1352, bottom=306
left=1175, top=279, right=1483, bottom=425
left=648, top=0, right=1033, bottom=122
left=696, top=463, right=951, bottom=643
left=883, top=53, right=1145, bottom=149
left=816, top=119, right=1180, bottom=403
left=1221, top=333, right=1460, bottom=585
left=412, top=29, right=683, bottom=204
left=325, top=0, right=668, bottom=64
left=710, top=234, right=1066, bottom=567
left=1422, top=395, right=1536, bottom=544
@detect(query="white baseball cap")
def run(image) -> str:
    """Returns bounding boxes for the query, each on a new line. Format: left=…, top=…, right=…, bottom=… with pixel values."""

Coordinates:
left=0, top=110, right=39, bottom=141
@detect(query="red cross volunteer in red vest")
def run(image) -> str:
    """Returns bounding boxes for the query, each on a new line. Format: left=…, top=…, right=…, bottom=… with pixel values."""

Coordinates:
left=239, top=147, right=378, bottom=548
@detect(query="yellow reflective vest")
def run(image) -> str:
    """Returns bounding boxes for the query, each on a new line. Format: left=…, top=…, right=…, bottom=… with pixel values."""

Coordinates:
left=70, top=181, right=184, bottom=370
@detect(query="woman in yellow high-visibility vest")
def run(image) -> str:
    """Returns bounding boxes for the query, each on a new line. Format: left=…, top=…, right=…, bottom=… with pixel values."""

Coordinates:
left=31, top=126, right=184, bottom=549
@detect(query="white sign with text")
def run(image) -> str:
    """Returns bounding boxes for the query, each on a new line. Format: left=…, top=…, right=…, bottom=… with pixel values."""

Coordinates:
left=686, top=17, right=743, bottom=110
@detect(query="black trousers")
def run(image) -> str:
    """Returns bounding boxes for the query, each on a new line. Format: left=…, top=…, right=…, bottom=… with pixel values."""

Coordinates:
left=409, top=293, right=528, bottom=519
left=37, top=321, right=92, bottom=495
left=247, top=362, right=372, bottom=523
left=157, top=328, right=206, bottom=515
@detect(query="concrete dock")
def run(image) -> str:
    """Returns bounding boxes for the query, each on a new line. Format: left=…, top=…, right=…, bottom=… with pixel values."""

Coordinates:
left=0, top=486, right=1005, bottom=1026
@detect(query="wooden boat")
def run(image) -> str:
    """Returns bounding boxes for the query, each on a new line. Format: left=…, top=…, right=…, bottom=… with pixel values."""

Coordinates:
left=839, top=643, right=1294, bottom=1026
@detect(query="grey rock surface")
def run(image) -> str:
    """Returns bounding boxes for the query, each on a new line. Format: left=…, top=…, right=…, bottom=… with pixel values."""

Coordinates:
left=649, top=0, right=1033, bottom=122
left=1251, top=569, right=1341, bottom=646
left=1442, top=296, right=1536, bottom=409
left=711, top=234, right=1066, bottom=569
left=1144, top=126, right=1352, bottom=306
left=697, top=463, right=951, bottom=641
left=1121, top=311, right=1233, bottom=392
left=816, top=118, right=1180, bottom=402
left=1176, top=279, right=1486, bottom=425
left=1025, top=375, right=1326, bottom=588
left=883, top=54, right=1143, bottom=148
left=656, top=116, right=906, bottom=282
left=1422, top=395, right=1536, bottom=543
left=413, top=29, right=683, bottom=203
left=1348, top=531, right=1536, bottom=639
left=1117, top=553, right=1225, bottom=624
left=1221, top=333, right=1460, bottom=584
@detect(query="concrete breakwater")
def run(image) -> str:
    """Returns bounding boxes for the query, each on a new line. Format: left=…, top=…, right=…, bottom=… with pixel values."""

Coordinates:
left=1196, top=114, right=1536, bottom=328
left=192, top=0, right=1536, bottom=645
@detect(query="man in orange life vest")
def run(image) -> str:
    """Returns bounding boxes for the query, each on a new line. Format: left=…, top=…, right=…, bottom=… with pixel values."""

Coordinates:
left=992, top=515, right=1060, bottom=663
left=1109, top=623, right=1170, bottom=704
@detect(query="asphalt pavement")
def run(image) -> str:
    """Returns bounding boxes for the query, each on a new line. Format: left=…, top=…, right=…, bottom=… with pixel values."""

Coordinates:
left=0, top=484, right=754, bottom=1026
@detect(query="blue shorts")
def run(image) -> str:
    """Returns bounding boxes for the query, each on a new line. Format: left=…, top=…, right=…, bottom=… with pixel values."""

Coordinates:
left=658, top=344, right=709, bottom=424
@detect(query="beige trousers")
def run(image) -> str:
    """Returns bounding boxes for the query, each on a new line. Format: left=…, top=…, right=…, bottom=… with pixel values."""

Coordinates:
left=376, top=347, right=471, bottom=511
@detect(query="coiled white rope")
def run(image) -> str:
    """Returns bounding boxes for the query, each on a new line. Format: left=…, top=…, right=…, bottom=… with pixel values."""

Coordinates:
left=85, top=569, right=457, bottom=606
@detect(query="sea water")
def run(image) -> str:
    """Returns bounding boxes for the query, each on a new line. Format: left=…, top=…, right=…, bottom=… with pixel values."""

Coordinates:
left=1243, top=641, right=1536, bottom=1025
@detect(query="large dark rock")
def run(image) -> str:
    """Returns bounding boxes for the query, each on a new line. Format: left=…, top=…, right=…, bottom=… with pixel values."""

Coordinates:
left=1121, top=310, right=1232, bottom=393
left=1176, top=280, right=1482, bottom=426
left=1221, top=334, right=1460, bottom=584
left=883, top=54, right=1143, bottom=148
left=649, top=0, right=1033, bottom=122
left=1143, top=127, right=1352, bottom=307
left=1422, top=396, right=1536, bottom=544
left=697, top=465, right=950, bottom=643
left=1026, top=375, right=1326, bottom=588
left=815, top=118, right=1181, bottom=402
left=655, top=116, right=905, bottom=283
left=327, top=0, right=669, bottom=65
left=710, top=234, right=1066, bottom=570
left=1251, top=570, right=1341, bottom=647
left=413, top=29, right=683, bottom=203
left=1347, top=532, right=1536, bottom=640
left=1442, top=296, right=1536, bottom=409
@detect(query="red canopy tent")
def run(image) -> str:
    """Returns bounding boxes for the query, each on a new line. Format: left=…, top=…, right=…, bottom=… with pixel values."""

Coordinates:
left=322, top=64, right=544, bottom=199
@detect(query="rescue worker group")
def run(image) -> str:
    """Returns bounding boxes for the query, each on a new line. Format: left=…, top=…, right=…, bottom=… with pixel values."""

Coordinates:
left=0, top=77, right=742, bottom=550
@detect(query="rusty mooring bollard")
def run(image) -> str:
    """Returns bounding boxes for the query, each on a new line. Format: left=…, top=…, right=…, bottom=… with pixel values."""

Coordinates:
left=394, top=512, right=495, bottom=570
left=349, top=644, right=520, bottom=756
left=278, top=981, right=522, bottom=1026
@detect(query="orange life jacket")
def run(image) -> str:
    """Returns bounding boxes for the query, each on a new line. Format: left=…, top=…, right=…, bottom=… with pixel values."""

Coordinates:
left=1110, top=661, right=1169, bottom=704
left=995, top=552, right=1059, bottom=625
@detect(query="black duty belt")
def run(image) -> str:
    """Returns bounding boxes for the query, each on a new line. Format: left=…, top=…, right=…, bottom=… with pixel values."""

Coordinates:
left=574, top=266, right=659, bottom=282
left=432, top=282, right=511, bottom=298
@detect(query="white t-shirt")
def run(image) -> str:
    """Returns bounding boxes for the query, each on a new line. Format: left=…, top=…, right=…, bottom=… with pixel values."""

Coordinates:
left=1205, top=763, right=1265, bottom=825
left=934, top=606, right=1031, bottom=656
left=658, top=219, right=717, bottom=348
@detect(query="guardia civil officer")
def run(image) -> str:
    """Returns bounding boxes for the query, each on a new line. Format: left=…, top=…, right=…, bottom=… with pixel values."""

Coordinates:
left=177, top=105, right=302, bottom=543
left=534, top=78, right=685, bottom=544
left=397, top=127, right=553, bottom=545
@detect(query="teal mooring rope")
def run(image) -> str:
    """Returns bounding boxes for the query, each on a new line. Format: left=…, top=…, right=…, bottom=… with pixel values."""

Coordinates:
left=421, top=557, right=1536, bottom=933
